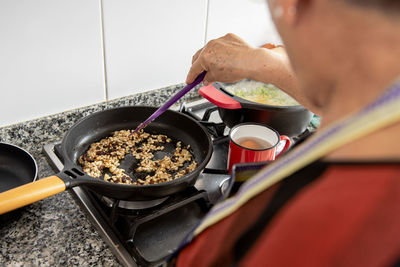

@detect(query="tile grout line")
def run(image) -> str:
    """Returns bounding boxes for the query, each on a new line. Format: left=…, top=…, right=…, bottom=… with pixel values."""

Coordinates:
left=99, top=0, right=109, bottom=102
left=203, top=0, right=210, bottom=46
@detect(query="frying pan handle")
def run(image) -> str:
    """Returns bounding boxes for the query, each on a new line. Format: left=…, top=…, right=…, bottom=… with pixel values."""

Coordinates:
left=0, top=176, right=66, bottom=215
left=199, top=84, right=242, bottom=109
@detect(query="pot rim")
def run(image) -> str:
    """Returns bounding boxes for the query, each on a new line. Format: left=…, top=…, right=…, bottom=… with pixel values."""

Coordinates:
left=229, top=122, right=281, bottom=151
left=215, top=82, right=307, bottom=111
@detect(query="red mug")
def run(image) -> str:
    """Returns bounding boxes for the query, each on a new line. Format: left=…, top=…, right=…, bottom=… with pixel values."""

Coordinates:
left=228, top=123, right=291, bottom=173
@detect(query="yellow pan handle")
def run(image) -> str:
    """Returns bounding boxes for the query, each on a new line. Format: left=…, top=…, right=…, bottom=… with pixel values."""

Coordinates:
left=0, top=176, right=66, bottom=215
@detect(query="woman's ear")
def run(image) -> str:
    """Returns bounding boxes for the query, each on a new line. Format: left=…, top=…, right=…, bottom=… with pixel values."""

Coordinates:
left=279, top=0, right=310, bottom=25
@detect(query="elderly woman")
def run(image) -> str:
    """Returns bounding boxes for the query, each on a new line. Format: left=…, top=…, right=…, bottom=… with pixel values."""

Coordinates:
left=174, top=0, right=400, bottom=266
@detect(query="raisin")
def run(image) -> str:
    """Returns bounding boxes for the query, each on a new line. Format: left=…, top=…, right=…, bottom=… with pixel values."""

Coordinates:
left=83, top=153, right=93, bottom=162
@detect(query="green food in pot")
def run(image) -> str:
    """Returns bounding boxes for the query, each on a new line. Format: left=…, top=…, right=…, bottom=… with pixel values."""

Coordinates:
left=225, top=80, right=299, bottom=106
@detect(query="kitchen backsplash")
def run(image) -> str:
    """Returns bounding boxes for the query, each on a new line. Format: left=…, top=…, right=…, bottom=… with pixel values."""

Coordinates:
left=0, top=0, right=281, bottom=127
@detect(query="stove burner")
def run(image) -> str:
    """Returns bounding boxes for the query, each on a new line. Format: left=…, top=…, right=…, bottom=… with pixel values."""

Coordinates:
left=101, top=196, right=169, bottom=210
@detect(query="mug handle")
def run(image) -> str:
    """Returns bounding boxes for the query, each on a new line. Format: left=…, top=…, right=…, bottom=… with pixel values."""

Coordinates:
left=276, top=135, right=291, bottom=158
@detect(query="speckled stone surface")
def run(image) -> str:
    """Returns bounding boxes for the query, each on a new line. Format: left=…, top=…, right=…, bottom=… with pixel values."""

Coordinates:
left=0, top=84, right=202, bottom=266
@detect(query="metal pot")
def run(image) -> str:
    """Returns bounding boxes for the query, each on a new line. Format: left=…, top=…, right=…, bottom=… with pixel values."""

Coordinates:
left=199, top=83, right=313, bottom=137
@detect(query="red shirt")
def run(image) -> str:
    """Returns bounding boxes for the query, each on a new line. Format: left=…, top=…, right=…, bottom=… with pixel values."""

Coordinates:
left=177, top=161, right=400, bottom=267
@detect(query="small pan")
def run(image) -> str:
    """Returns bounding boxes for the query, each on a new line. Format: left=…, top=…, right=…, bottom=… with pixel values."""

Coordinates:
left=0, top=143, right=38, bottom=193
left=0, top=106, right=212, bottom=215
left=0, top=143, right=38, bottom=220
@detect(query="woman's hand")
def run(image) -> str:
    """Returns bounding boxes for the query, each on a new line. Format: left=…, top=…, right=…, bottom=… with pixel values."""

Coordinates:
left=186, top=33, right=262, bottom=85
left=186, top=33, right=293, bottom=89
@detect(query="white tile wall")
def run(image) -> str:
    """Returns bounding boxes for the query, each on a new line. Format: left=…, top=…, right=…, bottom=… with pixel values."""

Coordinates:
left=0, top=0, right=105, bottom=127
left=0, top=0, right=281, bottom=127
left=101, top=0, right=207, bottom=100
left=206, top=0, right=281, bottom=46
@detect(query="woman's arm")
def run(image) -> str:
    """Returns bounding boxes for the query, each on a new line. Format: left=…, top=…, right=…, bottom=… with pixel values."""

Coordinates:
left=186, top=33, right=321, bottom=115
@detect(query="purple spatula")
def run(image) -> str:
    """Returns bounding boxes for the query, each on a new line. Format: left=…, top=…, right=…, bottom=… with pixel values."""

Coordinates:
left=132, top=71, right=206, bottom=134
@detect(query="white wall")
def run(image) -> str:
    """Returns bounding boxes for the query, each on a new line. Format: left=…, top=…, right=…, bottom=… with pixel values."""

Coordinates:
left=0, top=0, right=105, bottom=127
left=206, top=0, right=281, bottom=46
left=101, top=0, right=207, bottom=99
left=0, top=0, right=280, bottom=127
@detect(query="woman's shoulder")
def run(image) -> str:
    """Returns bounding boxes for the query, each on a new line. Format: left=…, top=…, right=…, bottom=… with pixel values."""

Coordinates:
left=240, top=160, right=400, bottom=267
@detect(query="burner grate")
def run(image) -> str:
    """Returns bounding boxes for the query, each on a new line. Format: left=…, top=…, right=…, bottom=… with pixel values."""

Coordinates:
left=180, top=103, right=227, bottom=139
left=80, top=186, right=211, bottom=266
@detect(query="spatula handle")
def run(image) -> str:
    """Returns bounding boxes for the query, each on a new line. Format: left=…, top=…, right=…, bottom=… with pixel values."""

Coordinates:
left=133, top=71, right=206, bottom=133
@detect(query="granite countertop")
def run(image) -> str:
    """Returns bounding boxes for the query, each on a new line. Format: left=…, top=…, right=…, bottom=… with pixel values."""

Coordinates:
left=0, top=84, right=202, bottom=266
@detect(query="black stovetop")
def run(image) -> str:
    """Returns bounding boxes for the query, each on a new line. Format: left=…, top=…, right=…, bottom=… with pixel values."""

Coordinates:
left=43, top=100, right=231, bottom=267
left=43, top=99, right=314, bottom=266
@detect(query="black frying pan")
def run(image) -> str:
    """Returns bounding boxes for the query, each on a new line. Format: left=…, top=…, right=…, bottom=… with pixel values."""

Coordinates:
left=0, top=106, right=212, bottom=214
left=0, top=143, right=38, bottom=221
left=0, top=143, right=37, bottom=193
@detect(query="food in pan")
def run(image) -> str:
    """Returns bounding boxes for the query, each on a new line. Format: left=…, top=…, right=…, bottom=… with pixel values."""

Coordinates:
left=78, top=129, right=197, bottom=185
left=224, top=80, right=299, bottom=106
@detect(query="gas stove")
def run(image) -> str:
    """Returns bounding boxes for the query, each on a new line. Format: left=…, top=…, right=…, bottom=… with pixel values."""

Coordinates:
left=43, top=99, right=232, bottom=267
left=43, top=99, right=314, bottom=266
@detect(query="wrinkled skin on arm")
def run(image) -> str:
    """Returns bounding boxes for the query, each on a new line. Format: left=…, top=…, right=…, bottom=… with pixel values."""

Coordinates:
left=186, top=33, right=321, bottom=115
